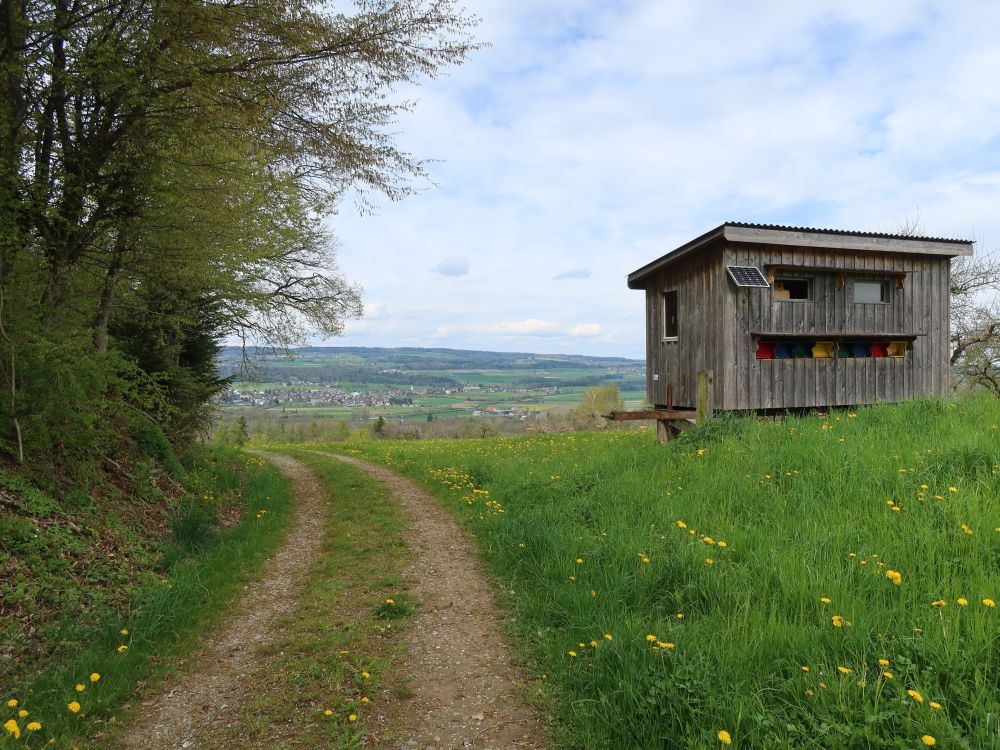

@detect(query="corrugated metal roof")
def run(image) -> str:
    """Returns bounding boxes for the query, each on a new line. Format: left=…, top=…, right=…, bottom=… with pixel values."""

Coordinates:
left=724, top=221, right=972, bottom=245
left=627, top=222, right=974, bottom=289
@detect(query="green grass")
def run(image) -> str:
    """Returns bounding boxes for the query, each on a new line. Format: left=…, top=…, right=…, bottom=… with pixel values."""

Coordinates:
left=1, top=450, right=294, bottom=748
left=200, top=451, right=416, bottom=748
left=307, top=396, right=1000, bottom=749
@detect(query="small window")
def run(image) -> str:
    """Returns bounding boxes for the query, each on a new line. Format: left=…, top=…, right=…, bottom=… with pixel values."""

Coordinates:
left=663, top=290, right=678, bottom=339
left=773, top=277, right=812, bottom=301
left=854, top=279, right=890, bottom=304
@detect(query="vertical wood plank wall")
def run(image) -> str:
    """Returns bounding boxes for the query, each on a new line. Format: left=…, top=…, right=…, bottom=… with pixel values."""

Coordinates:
left=646, top=249, right=724, bottom=408
left=719, top=243, right=951, bottom=410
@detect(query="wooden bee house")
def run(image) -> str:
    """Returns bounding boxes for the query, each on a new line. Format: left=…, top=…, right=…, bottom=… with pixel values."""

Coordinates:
left=627, top=223, right=973, bottom=411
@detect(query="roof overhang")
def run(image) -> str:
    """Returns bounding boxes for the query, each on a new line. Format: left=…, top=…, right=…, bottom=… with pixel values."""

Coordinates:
left=627, top=223, right=975, bottom=290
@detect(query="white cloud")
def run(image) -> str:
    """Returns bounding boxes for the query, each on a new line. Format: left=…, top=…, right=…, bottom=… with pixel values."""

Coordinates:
left=568, top=323, right=603, bottom=337
left=489, top=319, right=560, bottom=335
left=362, top=301, right=388, bottom=320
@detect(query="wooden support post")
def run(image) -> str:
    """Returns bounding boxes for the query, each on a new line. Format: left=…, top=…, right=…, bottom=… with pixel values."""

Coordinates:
left=696, top=369, right=714, bottom=424
left=656, top=419, right=671, bottom=443
left=666, top=383, right=673, bottom=410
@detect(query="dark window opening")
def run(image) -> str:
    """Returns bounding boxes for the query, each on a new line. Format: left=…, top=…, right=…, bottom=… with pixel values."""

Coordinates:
left=773, top=277, right=812, bottom=301
left=664, top=290, right=678, bottom=338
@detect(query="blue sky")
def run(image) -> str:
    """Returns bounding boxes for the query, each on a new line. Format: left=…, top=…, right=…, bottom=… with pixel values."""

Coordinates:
left=326, top=0, right=1000, bottom=359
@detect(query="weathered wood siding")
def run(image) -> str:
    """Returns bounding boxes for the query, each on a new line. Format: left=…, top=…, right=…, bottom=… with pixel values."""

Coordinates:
left=645, top=248, right=724, bottom=408
left=719, top=243, right=952, bottom=410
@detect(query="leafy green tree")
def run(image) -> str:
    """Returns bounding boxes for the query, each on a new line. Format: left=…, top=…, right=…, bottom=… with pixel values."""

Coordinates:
left=0, top=1, right=481, bottom=466
left=574, top=385, right=625, bottom=426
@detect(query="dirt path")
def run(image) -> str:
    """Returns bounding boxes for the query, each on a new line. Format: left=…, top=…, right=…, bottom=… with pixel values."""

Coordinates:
left=112, top=453, right=326, bottom=750
left=331, top=454, right=546, bottom=750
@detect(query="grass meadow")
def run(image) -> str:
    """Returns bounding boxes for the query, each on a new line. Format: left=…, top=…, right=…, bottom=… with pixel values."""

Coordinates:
left=314, top=396, right=1000, bottom=749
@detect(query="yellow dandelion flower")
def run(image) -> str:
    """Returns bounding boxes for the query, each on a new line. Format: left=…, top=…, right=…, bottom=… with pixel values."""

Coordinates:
left=591, top=590, right=597, bottom=598
left=117, top=644, right=128, bottom=653
left=820, top=597, right=831, bottom=603
left=361, top=697, right=369, bottom=704
left=361, top=671, right=370, bottom=679
left=837, top=666, right=853, bottom=674
left=68, top=701, right=81, bottom=713
left=931, top=600, right=946, bottom=607
left=576, top=558, right=584, bottom=564
left=26, top=721, right=40, bottom=731
left=641, top=556, right=651, bottom=564
left=676, top=520, right=687, bottom=528
left=657, top=641, right=675, bottom=649
left=831, top=615, right=845, bottom=627
left=717, top=541, right=727, bottom=548
left=646, top=634, right=657, bottom=642
left=17, top=710, right=27, bottom=718
left=324, top=709, right=333, bottom=716
left=882, top=671, right=894, bottom=680
left=590, top=640, right=598, bottom=648
left=568, top=651, right=577, bottom=657
left=886, top=570, right=902, bottom=585
left=948, top=486, right=957, bottom=493
left=6, top=699, right=16, bottom=708
left=930, top=701, right=942, bottom=710
left=120, top=629, right=129, bottom=635
left=385, top=598, right=395, bottom=605
left=718, top=729, right=732, bottom=745
left=920, top=484, right=929, bottom=489
left=984, top=598, right=996, bottom=607
left=801, top=665, right=809, bottom=672
left=3, top=719, right=20, bottom=739
left=805, top=688, right=814, bottom=697
left=907, top=689, right=924, bottom=703
left=957, top=597, right=968, bottom=606
left=878, top=658, right=889, bottom=666
left=705, top=558, right=714, bottom=565
left=922, top=736, right=936, bottom=746
left=604, top=633, right=613, bottom=641
left=75, top=684, right=85, bottom=692
left=348, top=714, right=357, bottom=722
left=676, top=612, right=684, bottom=620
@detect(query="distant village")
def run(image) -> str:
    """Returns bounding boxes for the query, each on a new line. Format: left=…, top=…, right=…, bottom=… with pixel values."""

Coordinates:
left=220, top=381, right=545, bottom=418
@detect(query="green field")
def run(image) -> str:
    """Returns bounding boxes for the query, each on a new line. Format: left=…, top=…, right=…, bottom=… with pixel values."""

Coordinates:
left=220, top=346, right=647, bottom=424
left=303, top=397, right=1000, bottom=749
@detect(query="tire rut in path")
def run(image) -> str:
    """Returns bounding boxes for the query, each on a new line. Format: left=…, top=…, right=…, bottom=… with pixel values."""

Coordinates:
left=329, top=454, right=546, bottom=750
left=112, top=453, right=326, bottom=750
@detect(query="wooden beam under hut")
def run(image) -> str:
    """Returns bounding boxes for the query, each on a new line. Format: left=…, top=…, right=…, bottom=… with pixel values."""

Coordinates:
left=603, top=409, right=698, bottom=444
left=604, top=409, right=698, bottom=421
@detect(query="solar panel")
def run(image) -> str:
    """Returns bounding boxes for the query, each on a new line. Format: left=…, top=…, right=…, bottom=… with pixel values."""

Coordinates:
left=726, top=265, right=770, bottom=287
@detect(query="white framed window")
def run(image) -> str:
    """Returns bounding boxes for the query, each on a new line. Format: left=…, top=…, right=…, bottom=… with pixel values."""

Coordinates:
left=663, top=290, right=678, bottom=339
left=773, top=276, right=813, bottom=301
left=854, top=278, right=890, bottom=304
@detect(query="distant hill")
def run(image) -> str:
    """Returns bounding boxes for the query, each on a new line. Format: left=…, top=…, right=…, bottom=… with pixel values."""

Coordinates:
left=218, top=346, right=644, bottom=390
left=218, top=346, right=642, bottom=373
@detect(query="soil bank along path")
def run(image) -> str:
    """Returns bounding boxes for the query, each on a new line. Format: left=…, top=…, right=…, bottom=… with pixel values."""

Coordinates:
left=113, top=453, right=545, bottom=749
left=332, top=453, right=545, bottom=749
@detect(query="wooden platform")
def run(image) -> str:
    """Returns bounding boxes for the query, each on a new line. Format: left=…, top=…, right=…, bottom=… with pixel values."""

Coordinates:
left=603, top=409, right=697, bottom=421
